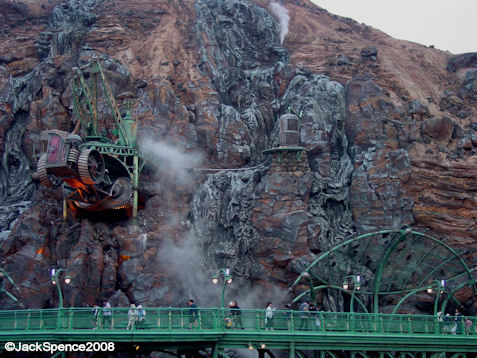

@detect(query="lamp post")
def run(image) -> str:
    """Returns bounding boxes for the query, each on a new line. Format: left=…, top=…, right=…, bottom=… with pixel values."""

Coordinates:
left=300, top=271, right=317, bottom=304
left=342, top=274, right=361, bottom=313
left=425, top=279, right=446, bottom=315
left=50, top=268, right=71, bottom=309
left=212, top=267, right=233, bottom=309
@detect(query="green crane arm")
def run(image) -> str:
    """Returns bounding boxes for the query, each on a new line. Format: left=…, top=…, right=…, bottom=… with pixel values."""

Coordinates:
left=93, top=61, right=129, bottom=146
left=72, top=67, right=98, bottom=136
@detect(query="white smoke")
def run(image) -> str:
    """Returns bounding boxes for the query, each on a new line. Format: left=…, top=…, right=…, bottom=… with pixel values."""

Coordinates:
left=268, top=1, right=290, bottom=45
left=156, top=231, right=218, bottom=306
left=157, top=229, right=290, bottom=308
left=139, top=140, right=291, bottom=309
left=139, top=138, right=203, bottom=187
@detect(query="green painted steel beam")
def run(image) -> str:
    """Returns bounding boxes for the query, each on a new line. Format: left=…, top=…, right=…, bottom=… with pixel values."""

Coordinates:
left=1, top=307, right=477, bottom=354
left=1, top=331, right=476, bottom=352
left=291, top=284, right=369, bottom=313
left=373, top=230, right=406, bottom=313
left=291, top=229, right=476, bottom=315
left=441, top=280, right=477, bottom=314
left=93, top=61, right=130, bottom=146
left=401, top=242, right=440, bottom=289
left=384, top=234, right=420, bottom=293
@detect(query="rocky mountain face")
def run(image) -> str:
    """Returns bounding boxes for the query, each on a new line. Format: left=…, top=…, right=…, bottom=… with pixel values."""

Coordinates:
left=0, top=0, right=475, bottom=313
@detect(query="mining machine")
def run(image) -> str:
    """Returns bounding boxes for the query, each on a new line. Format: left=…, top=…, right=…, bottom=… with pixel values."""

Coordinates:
left=33, top=59, right=148, bottom=223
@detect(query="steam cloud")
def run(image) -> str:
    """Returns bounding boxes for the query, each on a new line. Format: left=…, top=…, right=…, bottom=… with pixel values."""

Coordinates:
left=158, top=230, right=290, bottom=308
left=139, top=138, right=203, bottom=188
left=140, top=139, right=290, bottom=309
left=268, top=1, right=290, bottom=44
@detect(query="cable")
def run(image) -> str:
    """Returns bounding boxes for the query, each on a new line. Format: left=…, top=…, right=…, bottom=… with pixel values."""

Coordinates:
left=192, top=162, right=267, bottom=172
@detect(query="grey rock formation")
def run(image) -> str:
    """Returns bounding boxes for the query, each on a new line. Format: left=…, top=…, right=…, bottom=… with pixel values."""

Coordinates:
left=195, top=0, right=287, bottom=164
left=345, top=75, right=414, bottom=234
left=0, top=111, right=33, bottom=231
left=48, top=0, right=99, bottom=58
left=191, top=169, right=262, bottom=279
left=461, top=70, right=477, bottom=100
left=191, top=0, right=355, bottom=307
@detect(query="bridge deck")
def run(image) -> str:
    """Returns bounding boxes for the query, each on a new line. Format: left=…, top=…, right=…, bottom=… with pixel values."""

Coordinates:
left=1, top=308, right=476, bottom=353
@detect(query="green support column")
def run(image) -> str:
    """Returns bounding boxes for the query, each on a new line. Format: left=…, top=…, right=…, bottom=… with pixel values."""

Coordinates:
left=289, top=343, right=295, bottom=358
left=55, top=278, right=64, bottom=329
left=212, top=343, right=218, bottom=358
left=132, top=154, right=139, bottom=226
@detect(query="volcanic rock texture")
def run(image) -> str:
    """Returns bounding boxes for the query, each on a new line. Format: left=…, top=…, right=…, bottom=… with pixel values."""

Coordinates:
left=0, top=0, right=475, bottom=313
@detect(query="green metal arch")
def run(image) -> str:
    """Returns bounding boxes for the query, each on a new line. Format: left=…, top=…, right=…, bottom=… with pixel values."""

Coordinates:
left=441, top=281, right=477, bottom=314
left=372, top=229, right=474, bottom=313
left=391, top=287, right=434, bottom=316
left=373, top=230, right=409, bottom=312
left=291, top=285, right=369, bottom=313
left=391, top=270, right=476, bottom=316
left=384, top=234, right=420, bottom=293
left=292, top=228, right=476, bottom=314
left=292, top=229, right=396, bottom=287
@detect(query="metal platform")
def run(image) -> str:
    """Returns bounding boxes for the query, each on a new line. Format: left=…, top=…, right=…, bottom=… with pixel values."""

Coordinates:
left=0, top=307, right=476, bottom=357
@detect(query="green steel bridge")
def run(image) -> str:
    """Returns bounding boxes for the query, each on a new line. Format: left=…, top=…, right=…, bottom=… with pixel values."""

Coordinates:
left=1, top=307, right=476, bottom=357
left=2, top=229, right=476, bottom=357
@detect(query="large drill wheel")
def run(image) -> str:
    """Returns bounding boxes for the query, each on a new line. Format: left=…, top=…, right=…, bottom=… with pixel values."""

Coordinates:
left=103, top=177, right=133, bottom=209
left=37, top=154, right=62, bottom=187
left=78, top=149, right=104, bottom=185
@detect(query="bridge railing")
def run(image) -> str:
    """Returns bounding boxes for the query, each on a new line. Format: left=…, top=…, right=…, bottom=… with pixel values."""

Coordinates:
left=0, top=308, right=475, bottom=335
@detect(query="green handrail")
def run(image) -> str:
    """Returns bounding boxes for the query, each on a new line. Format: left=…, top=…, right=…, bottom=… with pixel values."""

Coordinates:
left=0, top=307, right=475, bottom=336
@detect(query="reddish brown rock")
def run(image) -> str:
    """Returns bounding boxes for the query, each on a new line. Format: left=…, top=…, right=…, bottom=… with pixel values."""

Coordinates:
left=0, top=0, right=476, bottom=314
left=253, top=151, right=312, bottom=282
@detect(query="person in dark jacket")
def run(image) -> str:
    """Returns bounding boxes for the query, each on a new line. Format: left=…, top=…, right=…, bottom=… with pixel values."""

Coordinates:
left=188, top=299, right=199, bottom=328
left=454, top=307, right=463, bottom=334
left=298, top=301, right=309, bottom=330
left=231, top=301, right=243, bottom=329
left=283, top=304, right=292, bottom=329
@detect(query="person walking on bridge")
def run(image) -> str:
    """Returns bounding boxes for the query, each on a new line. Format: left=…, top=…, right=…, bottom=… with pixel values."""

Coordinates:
left=454, top=307, right=463, bottom=334
left=309, top=302, right=320, bottom=330
left=103, top=301, right=112, bottom=329
left=231, top=301, right=243, bottom=329
left=298, top=301, right=309, bottom=330
left=283, top=304, right=292, bottom=329
left=265, top=301, right=275, bottom=330
left=92, top=305, right=100, bottom=329
left=137, top=305, right=146, bottom=329
left=127, top=304, right=137, bottom=330
left=188, top=299, right=199, bottom=328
